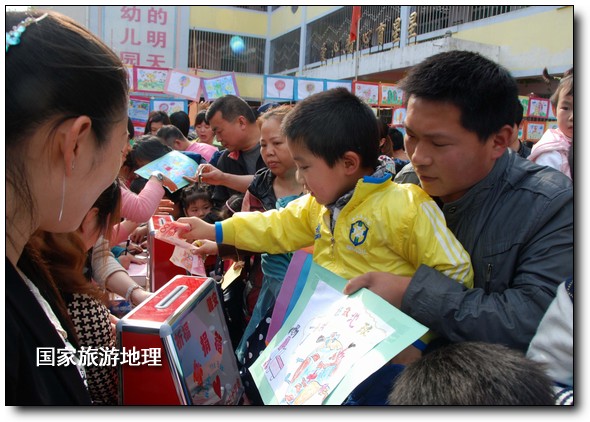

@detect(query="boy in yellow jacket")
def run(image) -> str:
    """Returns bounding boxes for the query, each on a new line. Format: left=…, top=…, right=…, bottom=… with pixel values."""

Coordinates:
left=178, top=88, right=473, bottom=358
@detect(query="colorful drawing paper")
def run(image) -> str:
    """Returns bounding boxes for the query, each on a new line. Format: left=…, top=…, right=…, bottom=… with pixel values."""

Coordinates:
left=250, top=261, right=428, bottom=405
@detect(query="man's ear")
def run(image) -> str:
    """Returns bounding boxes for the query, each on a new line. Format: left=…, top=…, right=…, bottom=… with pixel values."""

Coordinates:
left=490, top=124, right=514, bottom=159
left=237, top=115, right=248, bottom=129
left=341, top=151, right=361, bottom=175
left=78, top=207, right=99, bottom=235
left=60, top=116, right=93, bottom=177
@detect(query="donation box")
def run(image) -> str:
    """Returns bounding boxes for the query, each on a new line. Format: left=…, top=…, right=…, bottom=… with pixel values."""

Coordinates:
left=148, top=215, right=186, bottom=292
left=117, top=275, right=243, bottom=405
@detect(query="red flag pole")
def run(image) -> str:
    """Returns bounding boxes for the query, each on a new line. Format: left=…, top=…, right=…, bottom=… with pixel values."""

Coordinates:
left=351, top=6, right=361, bottom=81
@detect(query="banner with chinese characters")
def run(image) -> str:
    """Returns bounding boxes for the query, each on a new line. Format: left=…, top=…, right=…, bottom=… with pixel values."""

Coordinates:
left=103, top=6, right=177, bottom=69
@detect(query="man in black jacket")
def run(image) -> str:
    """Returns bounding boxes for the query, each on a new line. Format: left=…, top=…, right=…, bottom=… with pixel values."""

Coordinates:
left=189, top=95, right=265, bottom=211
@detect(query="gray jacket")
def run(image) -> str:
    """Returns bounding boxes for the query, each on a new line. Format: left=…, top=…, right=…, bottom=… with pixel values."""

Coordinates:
left=397, top=150, right=573, bottom=351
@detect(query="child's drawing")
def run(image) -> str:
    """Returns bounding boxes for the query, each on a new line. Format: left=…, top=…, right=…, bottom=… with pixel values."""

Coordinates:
left=165, top=70, right=202, bottom=101
left=353, top=82, right=379, bottom=106
left=202, top=73, right=239, bottom=101
left=134, top=66, right=169, bottom=93
left=380, top=84, right=404, bottom=106
left=261, top=280, right=393, bottom=405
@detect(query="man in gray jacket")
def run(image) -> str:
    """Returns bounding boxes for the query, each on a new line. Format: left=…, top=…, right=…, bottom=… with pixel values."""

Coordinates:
left=345, top=51, right=573, bottom=356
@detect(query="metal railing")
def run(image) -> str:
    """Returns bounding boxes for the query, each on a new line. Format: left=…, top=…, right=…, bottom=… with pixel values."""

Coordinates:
left=189, top=6, right=530, bottom=73
left=188, top=30, right=265, bottom=74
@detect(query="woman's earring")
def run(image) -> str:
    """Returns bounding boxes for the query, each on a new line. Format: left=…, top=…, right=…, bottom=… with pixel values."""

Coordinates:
left=58, top=174, right=65, bottom=222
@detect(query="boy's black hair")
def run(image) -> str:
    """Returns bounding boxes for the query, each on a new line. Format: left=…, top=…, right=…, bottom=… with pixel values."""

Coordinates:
left=205, top=94, right=256, bottom=124
left=398, top=50, right=519, bottom=143
left=281, top=88, right=380, bottom=168
left=388, top=341, right=555, bottom=405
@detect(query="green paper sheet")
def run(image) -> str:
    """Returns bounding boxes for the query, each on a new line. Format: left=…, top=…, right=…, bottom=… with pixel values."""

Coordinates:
left=249, top=261, right=428, bottom=405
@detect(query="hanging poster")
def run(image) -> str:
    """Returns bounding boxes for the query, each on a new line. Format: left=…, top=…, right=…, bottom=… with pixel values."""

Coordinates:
left=524, top=121, right=546, bottom=141
left=325, top=79, right=352, bottom=92
left=518, top=95, right=529, bottom=118
left=250, top=260, right=428, bottom=405
left=295, top=77, right=325, bottom=100
left=527, top=96, right=550, bottom=118
left=202, top=73, right=240, bottom=101
left=134, top=66, right=170, bottom=93
left=125, top=65, right=134, bottom=92
left=545, top=121, right=559, bottom=132
left=379, top=83, right=404, bottom=106
left=129, top=96, right=151, bottom=123
left=150, top=98, right=188, bottom=115
left=164, top=69, right=202, bottom=101
left=352, top=81, right=379, bottom=106
left=264, top=75, right=295, bottom=101
left=391, top=107, right=407, bottom=126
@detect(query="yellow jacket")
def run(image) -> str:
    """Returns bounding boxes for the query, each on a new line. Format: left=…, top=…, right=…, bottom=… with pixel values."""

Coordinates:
left=218, top=174, right=473, bottom=287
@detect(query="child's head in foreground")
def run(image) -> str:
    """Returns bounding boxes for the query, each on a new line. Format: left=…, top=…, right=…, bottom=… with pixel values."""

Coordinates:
left=281, top=88, right=380, bottom=205
left=388, top=341, right=555, bottom=405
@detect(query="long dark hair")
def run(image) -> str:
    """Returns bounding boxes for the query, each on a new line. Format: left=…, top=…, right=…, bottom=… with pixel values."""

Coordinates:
left=7, top=10, right=128, bottom=246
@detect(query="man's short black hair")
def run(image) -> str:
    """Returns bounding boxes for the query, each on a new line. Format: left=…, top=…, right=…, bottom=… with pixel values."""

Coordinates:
left=205, top=94, right=256, bottom=124
left=399, top=50, right=519, bottom=142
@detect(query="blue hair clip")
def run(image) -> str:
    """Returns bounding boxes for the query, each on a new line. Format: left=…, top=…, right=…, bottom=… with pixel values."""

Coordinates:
left=6, top=13, right=48, bottom=53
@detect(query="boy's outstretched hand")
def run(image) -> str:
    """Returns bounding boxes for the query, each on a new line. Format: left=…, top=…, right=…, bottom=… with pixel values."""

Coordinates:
left=344, top=272, right=411, bottom=309
left=176, top=216, right=217, bottom=242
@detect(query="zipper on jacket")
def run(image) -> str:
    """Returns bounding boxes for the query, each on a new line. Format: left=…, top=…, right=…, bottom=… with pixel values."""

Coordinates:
left=485, top=263, right=493, bottom=294
left=331, top=236, right=335, bottom=259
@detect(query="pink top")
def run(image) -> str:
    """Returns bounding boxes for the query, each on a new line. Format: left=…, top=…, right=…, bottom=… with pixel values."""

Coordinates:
left=186, top=141, right=218, bottom=162
left=121, top=178, right=165, bottom=222
left=529, top=128, right=572, bottom=180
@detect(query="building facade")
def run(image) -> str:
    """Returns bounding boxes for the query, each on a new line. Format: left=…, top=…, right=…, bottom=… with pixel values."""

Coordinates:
left=47, top=5, right=573, bottom=103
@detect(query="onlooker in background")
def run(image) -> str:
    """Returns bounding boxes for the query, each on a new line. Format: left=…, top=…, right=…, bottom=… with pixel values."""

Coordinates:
left=157, top=124, right=218, bottom=163
left=388, top=126, right=411, bottom=173
left=377, top=120, right=396, bottom=176
left=169, top=110, right=196, bottom=140
left=388, top=342, right=555, bottom=405
left=6, top=9, right=129, bottom=404
left=144, top=110, right=170, bottom=135
left=233, top=105, right=304, bottom=365
left=194, top=110, right=219, bottom=147
left=508, top=100, right=531, bottom=158
left=529, top=69, right=573, bottom=179
left=179, top=184, right=220, bottom=223
left=188, top=95, right=265, bottom=211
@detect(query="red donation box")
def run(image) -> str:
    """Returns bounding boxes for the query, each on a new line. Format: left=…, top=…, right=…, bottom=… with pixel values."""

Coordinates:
left=148, top=215, right=186, bottom=292
left=117, top=275, right=243, bottom=405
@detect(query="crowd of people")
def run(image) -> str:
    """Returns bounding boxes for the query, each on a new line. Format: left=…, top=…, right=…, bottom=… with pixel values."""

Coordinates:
left=6, top=9, right=573, bottom=406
